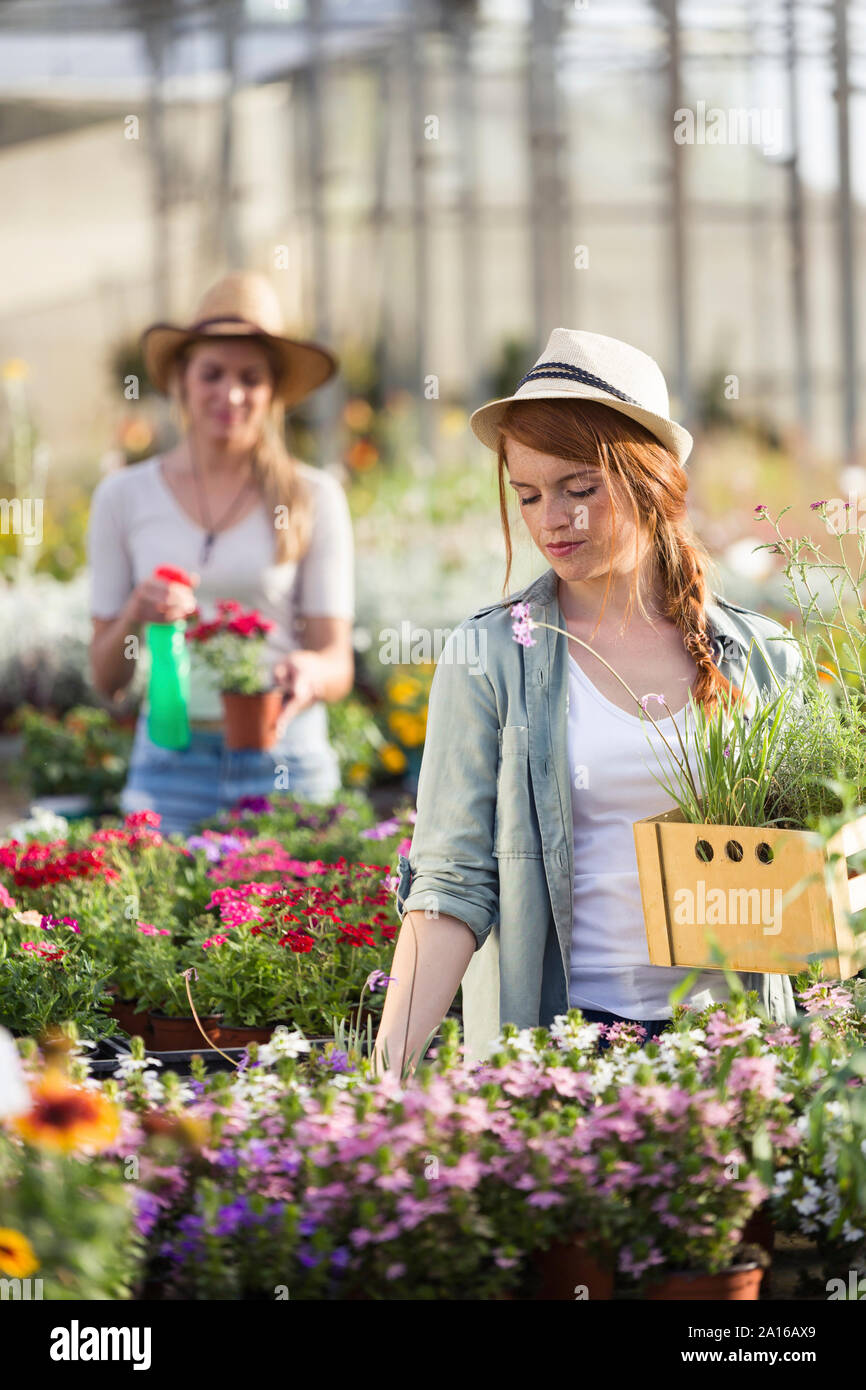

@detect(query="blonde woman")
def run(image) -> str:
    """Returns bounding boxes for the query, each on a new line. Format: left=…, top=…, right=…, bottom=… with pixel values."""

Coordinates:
left=374, top=328, right=804, bottom=1071
left=87, top=272, right=354, bottom=833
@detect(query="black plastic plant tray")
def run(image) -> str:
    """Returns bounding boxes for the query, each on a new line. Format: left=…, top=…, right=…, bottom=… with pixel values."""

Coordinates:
left=87, top=1035, right=134, bottom=1074
left=142, top=1045, right=259, bottom=1076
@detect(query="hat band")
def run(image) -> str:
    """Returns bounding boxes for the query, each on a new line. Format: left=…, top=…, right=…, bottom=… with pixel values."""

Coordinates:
left=515, top=361, right=643, bottom=409
left=190, top=315, right=266, bottom=333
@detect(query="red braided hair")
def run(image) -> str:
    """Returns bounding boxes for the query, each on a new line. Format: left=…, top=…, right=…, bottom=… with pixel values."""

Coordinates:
left=494, top=397, right=744, bottom=716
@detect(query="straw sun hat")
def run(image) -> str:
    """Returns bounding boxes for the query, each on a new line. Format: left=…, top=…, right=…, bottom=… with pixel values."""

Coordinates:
left=141, top=271, right=338, bottom=408
left=469, top=327, right=693, bottom=467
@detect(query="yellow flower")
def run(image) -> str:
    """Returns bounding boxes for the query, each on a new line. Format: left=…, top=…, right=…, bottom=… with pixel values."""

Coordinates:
left=1, top=359, right=29, bottom=382
left=0, top=1229, right=39, bottom=1279
left=13, top=1070, right=121, bottom=1154
left=380, top=743, right=407, bottom=773
left=386, top=677, right=421, bottom=705
left=387, top=710, right=413, bottom=738
left=441, top=406, right=468, bottom=437
left=347, top=762, right=370, bottom=785
left=400, top=715, right=426, bottom=748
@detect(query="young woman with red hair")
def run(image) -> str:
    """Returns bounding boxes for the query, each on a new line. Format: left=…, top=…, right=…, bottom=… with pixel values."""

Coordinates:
left=374, top=329, right=804, bottom=1071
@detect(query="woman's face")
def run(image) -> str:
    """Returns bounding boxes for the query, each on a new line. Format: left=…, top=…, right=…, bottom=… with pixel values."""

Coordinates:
left=505, top=436, right=650, bottom=583
left=180, top=339, right=275, bottom=448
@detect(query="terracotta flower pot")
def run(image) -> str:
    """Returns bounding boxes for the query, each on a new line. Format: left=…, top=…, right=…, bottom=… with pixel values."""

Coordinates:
left=221, top=689, right=284, bottom=751
left=216, top=1023, right=280, bottom=1048
left=531, top=1239, right=615, bottom=1301
left=147, top=1011, right=224, bottom=1051
left=645, top=1263, right=763, bottom=1301
left=108, top=996, right=153, bottom=1041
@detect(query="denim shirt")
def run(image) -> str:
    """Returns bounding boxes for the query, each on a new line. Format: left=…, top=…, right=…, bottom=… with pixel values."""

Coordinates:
left=395, top=565, right=806, bottom=1062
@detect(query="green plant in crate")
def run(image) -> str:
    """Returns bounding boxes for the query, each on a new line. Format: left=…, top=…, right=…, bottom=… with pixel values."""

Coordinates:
left=513, top=600, right=802, bottom=832
left=13, top=704, right=131, bottom=806
left=643, top=680, right=803, bottom=832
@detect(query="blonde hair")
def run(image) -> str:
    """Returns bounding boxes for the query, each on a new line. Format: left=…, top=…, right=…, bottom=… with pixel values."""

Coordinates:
left=495, top=397, right=743, bottom=716
left=168, top=337, right=314, bottom=565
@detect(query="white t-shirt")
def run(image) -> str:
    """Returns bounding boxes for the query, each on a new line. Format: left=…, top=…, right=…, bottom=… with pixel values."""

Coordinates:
left=567, top=650, right=730, bottom=1019
left=86, top=454, right=355, bottom=722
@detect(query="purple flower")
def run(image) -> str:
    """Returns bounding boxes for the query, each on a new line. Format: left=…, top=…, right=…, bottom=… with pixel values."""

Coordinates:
left=133, top=1189, right=162, bottom=1238
left=217, top=835, right=246, bottom=854
left=186, top=836, right=222, bottom=862
left=366, top=969, right=396, bottom=993
left=323, top=1050, right=352, bottom=1074
left=214, top=1197, right=253, bottom=1236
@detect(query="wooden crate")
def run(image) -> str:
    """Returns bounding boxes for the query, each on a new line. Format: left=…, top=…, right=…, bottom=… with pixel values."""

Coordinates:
left=632, top=807, right=866, bottom=978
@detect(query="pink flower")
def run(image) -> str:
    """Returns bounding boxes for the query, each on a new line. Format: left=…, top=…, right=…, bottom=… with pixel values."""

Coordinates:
left=727, top=1055, right=777, bottom=1099
left=510, top=601, right=537, bottom=648
left=0, top=883, right=17, bottom=909
left=202, top=934, right=229, bottom=949
left=137, top=921, right=170, bottom=936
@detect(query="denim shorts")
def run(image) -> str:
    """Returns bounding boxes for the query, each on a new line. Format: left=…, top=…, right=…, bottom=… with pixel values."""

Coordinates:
left=120, top=714, right=342, bottom=836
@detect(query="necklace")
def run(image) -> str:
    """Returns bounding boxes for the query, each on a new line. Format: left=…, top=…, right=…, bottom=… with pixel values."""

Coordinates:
left=187, top=441, right=257, bottom=566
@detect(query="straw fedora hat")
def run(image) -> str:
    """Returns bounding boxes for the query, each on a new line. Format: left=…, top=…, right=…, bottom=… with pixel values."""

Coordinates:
left=469, top=327, right=693, bottom=467
left=141, top=271, right=338, bottom=408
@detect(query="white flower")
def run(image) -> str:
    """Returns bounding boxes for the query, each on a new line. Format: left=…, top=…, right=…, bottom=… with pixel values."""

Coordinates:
left=255, top=1028, right=311, bottom=1064
left=114, top=1056, right=163, bottom=1080
left=0, top=1026, right=30, bottom=1117
left=548, top=1016, right=603, bottom=1051
left=842, top=1221, right=865, bottom=1243
left=6, top=807, right=70, bottom=843
left=794, top=1190, right=820, bottom=1217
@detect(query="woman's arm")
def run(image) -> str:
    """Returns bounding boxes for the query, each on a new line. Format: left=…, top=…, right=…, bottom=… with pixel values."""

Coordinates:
left=371, top=910, right=476, bottom=1076
left=89, top=576, right=198, bottom=701
left=371, top=618, right=501, bottom=1074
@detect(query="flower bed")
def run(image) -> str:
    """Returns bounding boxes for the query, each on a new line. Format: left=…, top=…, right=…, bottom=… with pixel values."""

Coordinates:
left=2, top=981, right=865, bottom=1301
left=0, top=794, right=413, bottom=1041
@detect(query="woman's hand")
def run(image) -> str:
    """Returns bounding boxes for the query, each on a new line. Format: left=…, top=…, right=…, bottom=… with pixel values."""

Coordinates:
left=129, top=572, right=199, bottom=626
left=273, top=649, right=326, bottom=734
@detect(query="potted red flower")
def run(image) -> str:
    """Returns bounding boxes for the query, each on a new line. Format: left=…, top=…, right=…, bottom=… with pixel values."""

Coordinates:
left=186, top=599, right=284, bottom=751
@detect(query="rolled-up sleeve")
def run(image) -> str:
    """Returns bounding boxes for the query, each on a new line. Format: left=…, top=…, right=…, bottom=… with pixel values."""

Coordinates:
left=396, top=623, right=500, bottom=950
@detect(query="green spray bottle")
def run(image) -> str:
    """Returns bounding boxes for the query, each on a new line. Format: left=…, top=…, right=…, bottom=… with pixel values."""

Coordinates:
left=146, top=565, right=193, bottom=750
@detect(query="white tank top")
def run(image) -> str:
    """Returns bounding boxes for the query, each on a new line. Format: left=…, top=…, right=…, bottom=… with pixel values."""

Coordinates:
left=566, top=650, right=730, bottom=1019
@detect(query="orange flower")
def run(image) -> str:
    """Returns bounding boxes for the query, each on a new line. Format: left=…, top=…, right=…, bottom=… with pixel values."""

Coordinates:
left=12, top=1070, right=120, bottom=1153
left=0, top=1228, right=39, bottom=1278
left=345, top=439, right=379, bottom=472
